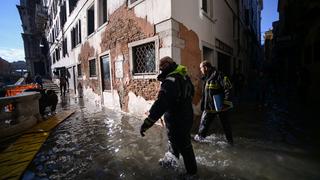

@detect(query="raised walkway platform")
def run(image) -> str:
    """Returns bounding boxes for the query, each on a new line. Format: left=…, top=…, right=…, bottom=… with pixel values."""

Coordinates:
left=0, top=110, right=75, bottom=180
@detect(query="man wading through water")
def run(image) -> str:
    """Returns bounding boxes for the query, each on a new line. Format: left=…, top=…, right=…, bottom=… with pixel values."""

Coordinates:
left=140, top=56, right=198, bottom=176
left=194, top=61, right=234, bottom=145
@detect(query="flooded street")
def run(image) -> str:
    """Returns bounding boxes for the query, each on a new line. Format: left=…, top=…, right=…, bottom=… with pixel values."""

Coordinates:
left=22, top=98, right=320, bottom=180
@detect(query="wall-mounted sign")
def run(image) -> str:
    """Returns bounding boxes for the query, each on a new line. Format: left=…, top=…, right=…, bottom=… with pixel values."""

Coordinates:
left=115, top=60, right=123, bottom=78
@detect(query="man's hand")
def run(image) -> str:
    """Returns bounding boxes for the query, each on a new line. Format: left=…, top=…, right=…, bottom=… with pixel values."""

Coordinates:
left=140, top=117, right=155, bottom=137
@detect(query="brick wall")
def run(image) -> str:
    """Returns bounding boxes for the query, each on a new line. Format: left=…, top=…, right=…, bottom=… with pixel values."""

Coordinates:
left=99, top=4, right=158, bottom=111
left=78, top=42, right=101, bottom=95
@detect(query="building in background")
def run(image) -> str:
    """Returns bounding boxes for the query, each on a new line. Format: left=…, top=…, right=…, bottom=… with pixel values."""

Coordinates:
left=17, top=0, right=50, bottom=77
left=273, top=0, right=320, bottom=102
left=0, top=58, right=11, bottom=76
left=263, top=30, right=273, bottom=62
left=10, top=61, right=27, bottom=76
left=44, top=0, right=262, bottom=116
left=0, top=58, right=26, bottom=86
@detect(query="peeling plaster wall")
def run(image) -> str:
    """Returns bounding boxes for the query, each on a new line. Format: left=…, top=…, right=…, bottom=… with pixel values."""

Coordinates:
left=128, top=92, right=154, bottom=117
left=99, top=4, right=160, bottom=113
left=77, top=42, right=101, bottom=101
left=103, top=90, right=121, bottom=111
left=178, top=22, right=202, bottom=115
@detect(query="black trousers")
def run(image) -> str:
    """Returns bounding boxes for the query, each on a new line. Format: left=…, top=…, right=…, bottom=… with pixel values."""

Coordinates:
left=198, top=111, right=233, bottom=145
left=167, top=129, right=197, bottom=175
left=60, top=84, right=67, bottom=96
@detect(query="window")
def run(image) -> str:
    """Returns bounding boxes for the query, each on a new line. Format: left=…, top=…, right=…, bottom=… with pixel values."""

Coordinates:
left=52, top=54, right=56, bottom=64
left=60, top=1, right=67, bottom=27
left=202, top=0, right=208, bottom=13
left=101, top=55, right=111, bottom=90
left=131, top=42, right=156, bottom=74
left=69, top=0, right=79, bottom=14
left=55, top=48, right=60, bottom=61
left=77, top=64, right=82, bottom=77
left=87, top=5, right=95, bottom=36
left=71, top=20, right=81, bottom=48
left=62, top=37, right=68, bottom=57
left=89, top=59, right=97, bottom=77
left=201, top=0, right=212, bottom=17
left=98, top=0, right=108, bottom=26
left=129, top=37, right=159, bottom=77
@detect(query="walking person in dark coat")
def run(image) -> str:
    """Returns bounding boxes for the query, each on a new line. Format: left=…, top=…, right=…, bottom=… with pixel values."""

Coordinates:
left=194, top=61, right=234, bottom=145
left=140, top=56, right=197, bottom=176
left=59, top=75, right=69, bottom=96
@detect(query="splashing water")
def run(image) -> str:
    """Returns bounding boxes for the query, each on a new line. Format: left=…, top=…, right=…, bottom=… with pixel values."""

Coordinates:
left=22, top=101, right=320, bottom=180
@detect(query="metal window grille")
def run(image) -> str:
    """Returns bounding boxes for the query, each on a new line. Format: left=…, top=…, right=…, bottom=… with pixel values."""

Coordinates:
left=89, top=59, right=96, bottom=77
left=132, top=42, right=156, bottom=74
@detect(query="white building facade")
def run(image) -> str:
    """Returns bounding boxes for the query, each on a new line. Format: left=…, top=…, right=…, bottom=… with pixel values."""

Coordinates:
left=44, top=0, right=262, bottom=116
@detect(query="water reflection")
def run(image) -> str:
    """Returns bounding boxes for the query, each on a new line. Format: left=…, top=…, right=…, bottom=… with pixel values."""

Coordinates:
left=23, top=102, right=320, bottom=180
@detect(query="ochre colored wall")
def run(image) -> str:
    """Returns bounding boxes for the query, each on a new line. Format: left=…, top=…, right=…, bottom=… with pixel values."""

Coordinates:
left=179, top=22, right=202, bottom=105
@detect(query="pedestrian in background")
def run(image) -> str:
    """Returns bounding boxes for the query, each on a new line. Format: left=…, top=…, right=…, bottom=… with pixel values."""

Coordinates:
left=140, top=56, right=197, bottom=176
left=194, top=61, right=234, bottom=146
left=34, top=74, right=43, bottom=89
left=59, top=74, right=69, bottom=96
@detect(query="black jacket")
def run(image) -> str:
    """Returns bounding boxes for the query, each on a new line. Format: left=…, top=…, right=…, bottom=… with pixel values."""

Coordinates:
left=148, top=63, right=194, bottom=133
left=200, top=70, right=231, bottom=112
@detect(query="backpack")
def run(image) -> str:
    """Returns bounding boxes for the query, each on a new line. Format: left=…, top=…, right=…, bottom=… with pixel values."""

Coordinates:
left=175, top=74, right=194, bottom=102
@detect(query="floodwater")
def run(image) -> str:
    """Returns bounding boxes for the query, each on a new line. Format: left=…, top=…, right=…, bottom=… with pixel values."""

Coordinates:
left=22, top=97, right=320, bottom=180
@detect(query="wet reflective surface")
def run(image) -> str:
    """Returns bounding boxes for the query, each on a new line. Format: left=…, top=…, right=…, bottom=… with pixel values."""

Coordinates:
left=22, top=97, right=320, bottom=180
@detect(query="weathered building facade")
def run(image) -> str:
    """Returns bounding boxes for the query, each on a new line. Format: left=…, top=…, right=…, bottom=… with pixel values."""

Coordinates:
left=45, top=0, right=262, bottom=116
left=17, top=0, right=50, bottom=77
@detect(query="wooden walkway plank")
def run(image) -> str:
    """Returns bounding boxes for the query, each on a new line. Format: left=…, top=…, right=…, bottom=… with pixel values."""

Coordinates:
left=0, top=110, right=75, bottom=180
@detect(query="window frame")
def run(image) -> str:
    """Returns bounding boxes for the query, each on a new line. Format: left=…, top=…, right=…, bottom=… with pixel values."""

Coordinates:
left=99, top=53, right=112, bottom=91
left=98, top=0, right=108, bottom=27
left=87, top=4, right=95, bottom=36
left=62, top=37, right=68, bottom=57
left=77, top=63, right=82, bottom=78
left=200, top=0, right=213, bottom=19
left=128, top=36, right=159, bottom=79
left=89, top=58, right=97, bottom=77
left=71, top=20, right=81, bottom=49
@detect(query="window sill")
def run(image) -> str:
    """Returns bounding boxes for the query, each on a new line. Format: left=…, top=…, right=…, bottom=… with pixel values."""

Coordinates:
left=132, top=74, right=157, bottom=80
left=97, top=21, right=109, bottom=32
left=89, top=76, right=98, bottom=80
left=87, top=32, right=96, bottom=40
left=201, top=10, right=216, bottom=23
